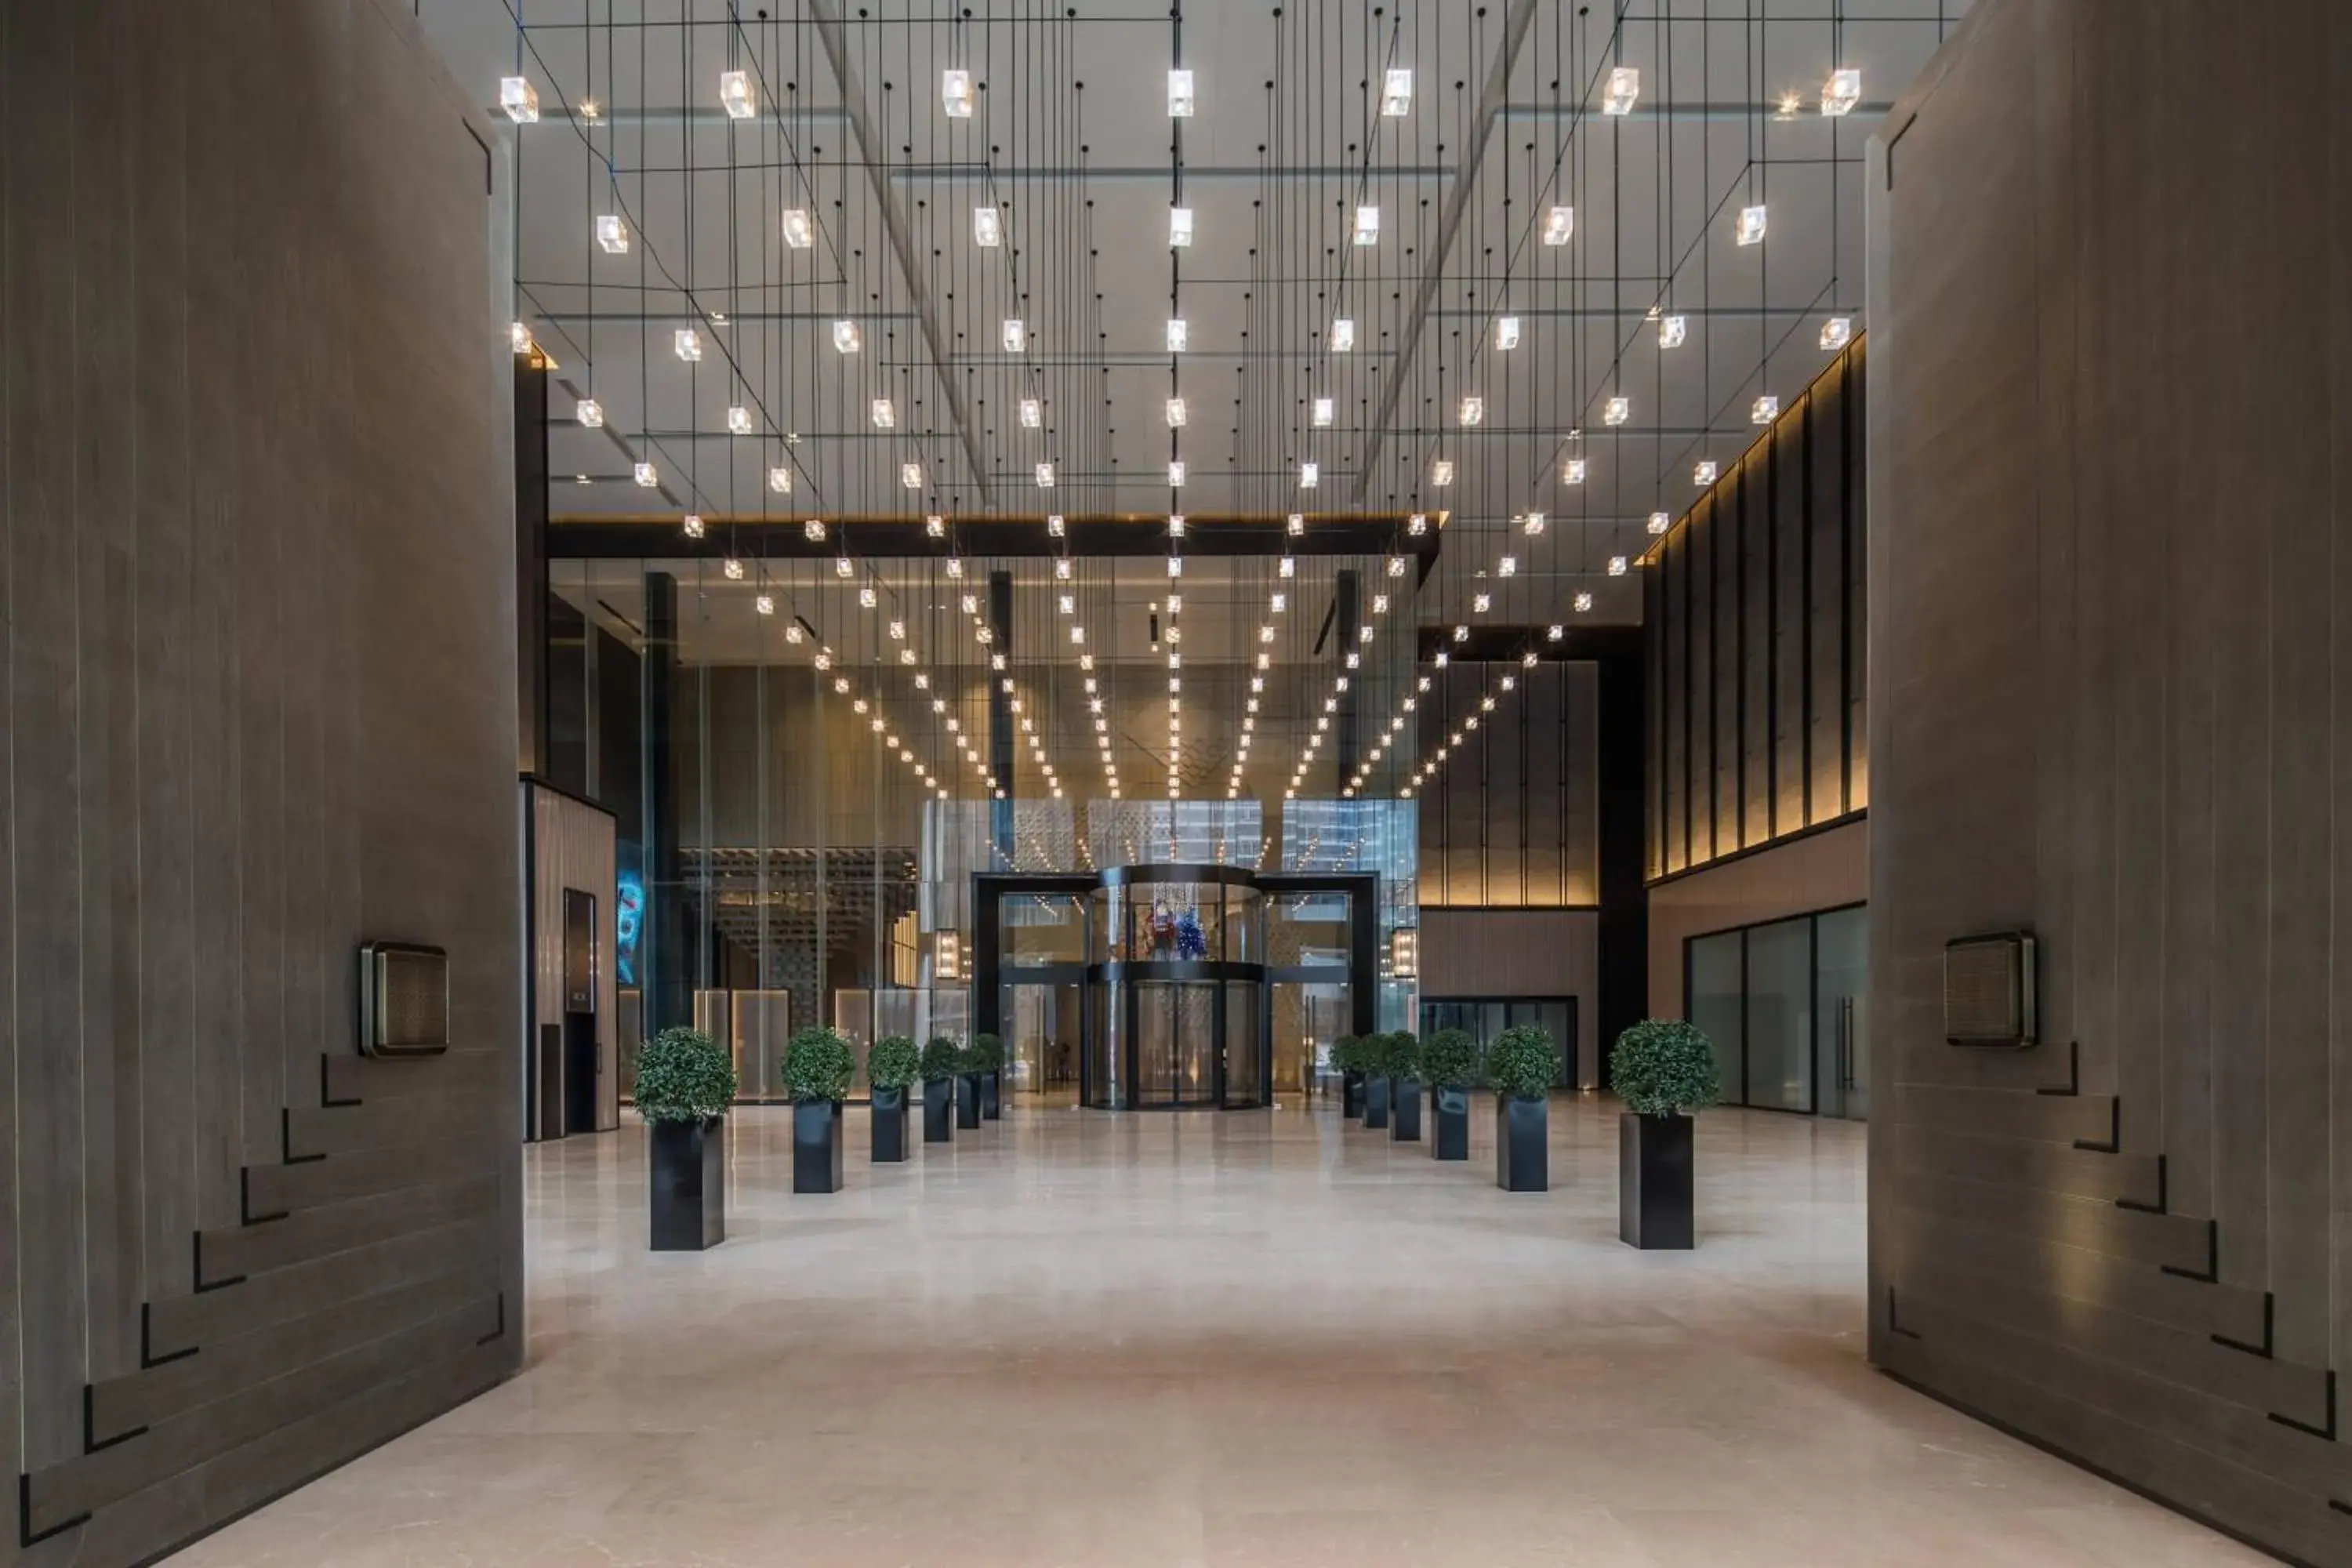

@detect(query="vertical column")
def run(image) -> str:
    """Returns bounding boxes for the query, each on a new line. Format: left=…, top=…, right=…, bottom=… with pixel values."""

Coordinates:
left=989, top=569, right=1014, bottom=863
left=514, top=357, right=550, bottom=775
left=1593, top=630, right=1647, bottom=1087
left=641, top=571, right=682, bottom=1031
left=1334, top=568, right=1360, bottom=781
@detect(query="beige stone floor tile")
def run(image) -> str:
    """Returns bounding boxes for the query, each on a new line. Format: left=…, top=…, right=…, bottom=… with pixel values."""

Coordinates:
left=165, top=1097, right=2253, bottom=1567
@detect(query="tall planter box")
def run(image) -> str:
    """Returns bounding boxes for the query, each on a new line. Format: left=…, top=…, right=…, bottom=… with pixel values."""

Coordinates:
left=923, top=1078, right=956, bottom=1142
left=1341, top=1070, right=1366, bottom=1119
left=1389, top=1078, right=1424, bottom=1142
left=1620, top=1112, right=1694, bottom=1249
left=1429, top=1087, right=1470, bottom=1160
left=871, top=1086, right=910, bottom=1162
left=1494, top=1096, right=1548, bottom=1192
left=1363, top=1074, right=1392, bottom=1131
left=956, top=1073, right=983, bottom=1129
left=793, top=1101, right=845, bottom=1193
left=981, top=1069, right=1002, bottom=1120
left=649, top=1117, right=725, bottom=1250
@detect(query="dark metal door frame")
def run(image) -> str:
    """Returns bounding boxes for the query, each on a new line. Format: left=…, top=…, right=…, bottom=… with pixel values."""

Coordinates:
left=972, top=866, right=1376, bottom=1111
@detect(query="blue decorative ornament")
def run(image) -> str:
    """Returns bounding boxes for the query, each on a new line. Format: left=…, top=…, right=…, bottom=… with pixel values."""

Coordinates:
left=1174, top=909, right=1208, bottom=960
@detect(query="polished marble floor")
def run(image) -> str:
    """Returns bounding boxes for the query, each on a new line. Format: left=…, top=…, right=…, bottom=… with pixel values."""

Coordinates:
left=170, top=1096, right=2262, bottom=1567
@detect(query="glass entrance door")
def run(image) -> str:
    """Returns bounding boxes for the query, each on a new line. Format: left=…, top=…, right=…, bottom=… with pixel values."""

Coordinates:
left=1814, top=906, right=1868, bottom=1120
left=1134, top=979, right=1218, bottom=1107
left=1004, top=978, right=1083, bottom=1106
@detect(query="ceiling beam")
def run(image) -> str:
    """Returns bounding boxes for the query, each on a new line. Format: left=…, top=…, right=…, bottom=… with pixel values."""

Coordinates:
left=1348, top=0, right=1539, bottom=504
left=809, top=0, right=993, bottom=505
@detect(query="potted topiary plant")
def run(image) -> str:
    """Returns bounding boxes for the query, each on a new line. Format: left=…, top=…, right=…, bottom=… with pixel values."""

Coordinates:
left=1330, top=1034, right=1367, bottom=1118
left=968, top=1031, right=1006, bottom=1120
left=1612, top=1018, right=1722, bottom=1248
left=1486, top=1023, right=1559, bottom=1192
left=1360, top=1032, right=1394, bottom=1130
left=953, top=1035, right=986, bottom=1128
left=633, top=1025, right=739, bottom=1249
left=1421, top=1027, right=1479, bottom=1161
left=920, top=1036, right=961, bottom=1143
left=1386, top=1030, right=1425, bottom=1143
left=781, top=1026, right=856, bottom=1193
left=866, top=1034, right=920, bottom=1163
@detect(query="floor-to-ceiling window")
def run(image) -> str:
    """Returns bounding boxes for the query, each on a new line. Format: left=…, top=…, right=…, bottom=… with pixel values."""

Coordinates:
left=1682, top=906, right=1867, bottom=1118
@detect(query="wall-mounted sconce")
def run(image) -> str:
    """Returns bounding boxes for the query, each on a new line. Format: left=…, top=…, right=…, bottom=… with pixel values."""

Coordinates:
left=1388, top=928, right=1419, bottom=981
left=935, top=931, right=964, bottom=982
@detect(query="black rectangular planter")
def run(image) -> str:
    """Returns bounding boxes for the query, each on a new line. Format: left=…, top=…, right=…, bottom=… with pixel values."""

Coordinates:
left=1363, top=1074, right=1392, bottom=1130
left=793, top=1100, right=845, bottom=1193
left=1389, top=1078, right=1424, bottom=1142
left=1620, top=1112, right=1695, bottom=1248
left=871, top=1085, right=909, bottom=1162
left=956, top=1073, right=983, bottom=1128
left=1341, top=1070, right=1366, bottom=1119
left=649, top=1117, right=725, bottom=1250
left=1429, top=1086, right=1470, bottom=1160
left=1494, top=1096, right=1548, bottom=1192
left=980, top=1069, right=1002, bottom=1120
left=923, top=1078, right=956, bottom=1142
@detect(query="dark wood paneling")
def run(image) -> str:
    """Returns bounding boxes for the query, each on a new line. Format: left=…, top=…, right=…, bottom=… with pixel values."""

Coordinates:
left=1647, top=349, right=1867, bottom=881
left=0, top=2, right=522, bottom=1563
left=1867, top=2, right=2352, bottom=1559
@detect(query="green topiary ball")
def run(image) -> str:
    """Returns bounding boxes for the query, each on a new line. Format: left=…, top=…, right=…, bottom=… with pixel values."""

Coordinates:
left=920, top=1036, right=963, bottom=1082
left=1611, top=1018, right=1722, bottom=1118
left=1420, top=1027, right=1480, bottom=1090
left=633, top=1026, right=738, bottom=1123
left=1385, top=1030, right=1424, bottom=1080
left=1485, top=1024, right=1560, bottom=1102
left=964, top=1031, right=1005, bottom=1072
left=1328, top=1034, right=1360, bottom=1074
left=780, top=1027, right=857, bottom=1104
left=867, top=1035, right=921, bottom=1092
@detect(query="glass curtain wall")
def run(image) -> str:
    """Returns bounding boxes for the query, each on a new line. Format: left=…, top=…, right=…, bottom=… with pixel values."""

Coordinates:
left=549, top=553, right=1417, bottom=1102
left=1682, top=906, right=1868, bottom=1119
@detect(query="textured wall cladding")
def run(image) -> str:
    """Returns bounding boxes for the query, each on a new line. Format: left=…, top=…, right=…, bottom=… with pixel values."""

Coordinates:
left=0, top=2, right=522, bottom=1563
left=1865, top=2, right=2352, bottom=1562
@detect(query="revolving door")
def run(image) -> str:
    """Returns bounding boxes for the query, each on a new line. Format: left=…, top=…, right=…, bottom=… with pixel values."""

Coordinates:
left=976, top=864, right=1374, bottom=1111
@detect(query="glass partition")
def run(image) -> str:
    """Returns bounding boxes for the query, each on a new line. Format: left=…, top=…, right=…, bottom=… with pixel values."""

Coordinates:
left=1681, top=906, right=1866, bottom=1118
